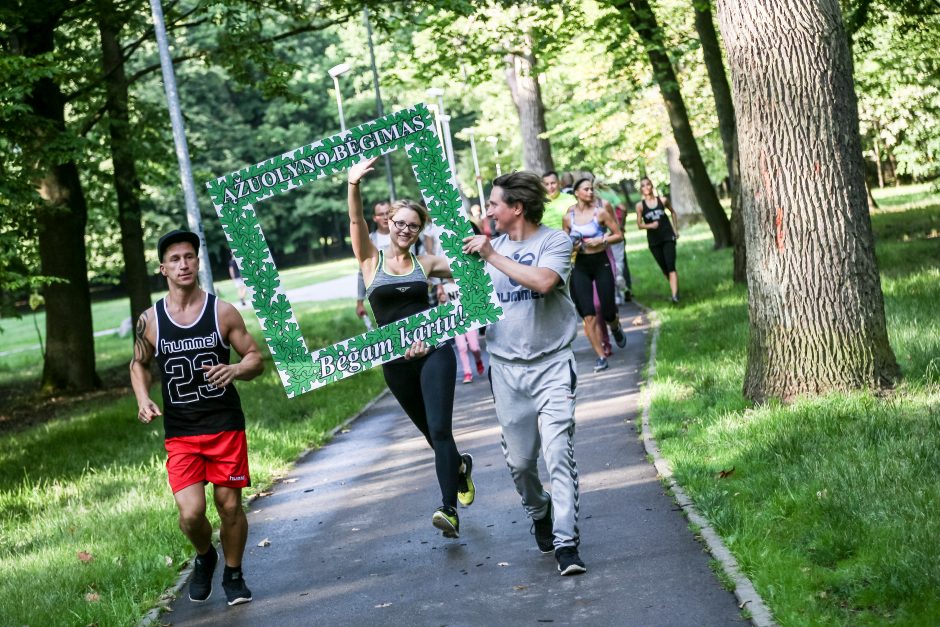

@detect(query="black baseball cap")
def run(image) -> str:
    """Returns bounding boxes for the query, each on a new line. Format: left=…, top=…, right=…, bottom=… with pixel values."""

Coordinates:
left=158, top=229, right=200, bottom=261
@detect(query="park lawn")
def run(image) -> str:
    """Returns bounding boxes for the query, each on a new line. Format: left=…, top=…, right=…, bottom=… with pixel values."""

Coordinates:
left=0, top=256, right=359, bottom=355
left=0, top=300, right=385, bottom=626
left=631, top=190, right=940, bottom=625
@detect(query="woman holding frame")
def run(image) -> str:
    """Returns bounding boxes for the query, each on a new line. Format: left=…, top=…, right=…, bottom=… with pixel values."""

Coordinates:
left=347, top=156, right=476, bottom=538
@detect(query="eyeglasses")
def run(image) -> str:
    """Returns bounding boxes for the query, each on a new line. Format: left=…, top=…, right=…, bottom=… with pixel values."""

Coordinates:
left=391, top=219, right=421, bottom=233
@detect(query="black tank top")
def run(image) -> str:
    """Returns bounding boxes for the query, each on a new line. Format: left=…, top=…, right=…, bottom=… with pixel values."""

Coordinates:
left=641, top=197, right=676, bottom=245
left=154, top=292, right=245, bottom=438
left=365, top=251, right=430, bottom=326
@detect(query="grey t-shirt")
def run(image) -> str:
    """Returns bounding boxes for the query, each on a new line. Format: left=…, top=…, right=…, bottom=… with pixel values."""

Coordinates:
left=484, top=225, right=578, bottom=363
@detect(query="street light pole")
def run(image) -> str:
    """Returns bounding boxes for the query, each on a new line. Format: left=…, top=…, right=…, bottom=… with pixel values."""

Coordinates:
left=467, top=129, right=486, bottom=206
left=426, top=88, right=458, bottom=180
left=328, top=63, right=350, bottom=133
left=427, top=87, right=468, bottom=211
left=149, top=0, right=213, bottom=293
left=363, top=8, right=396, bottom=201
left=487, top=136, right=502, bottom=177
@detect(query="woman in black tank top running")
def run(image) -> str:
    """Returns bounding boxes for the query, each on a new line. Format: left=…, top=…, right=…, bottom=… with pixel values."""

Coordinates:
left=348, top=156, right=474, bottom=540
left=636, top=177, right=681, bottom=303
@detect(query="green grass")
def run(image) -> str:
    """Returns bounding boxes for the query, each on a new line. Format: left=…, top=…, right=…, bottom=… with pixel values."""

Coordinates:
left=633, top=187, right=940, bottom=625
left=872, top=182, right=939, bottom=211
left=0, top=300, right=385, bottom=626
left=0, top=257, right=359, bottom=355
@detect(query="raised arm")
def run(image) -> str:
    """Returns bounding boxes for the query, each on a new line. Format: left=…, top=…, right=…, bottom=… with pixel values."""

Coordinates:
left=129, top=308, right=162, bottom=424
left=348, top=156, right=381, bottom=268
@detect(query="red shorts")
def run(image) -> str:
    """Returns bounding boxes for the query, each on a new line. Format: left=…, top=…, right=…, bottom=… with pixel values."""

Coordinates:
left=164, top=430, right=251, bottom=493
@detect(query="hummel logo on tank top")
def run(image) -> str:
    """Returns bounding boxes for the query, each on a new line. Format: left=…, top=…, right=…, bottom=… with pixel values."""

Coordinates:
left=160, top=332, right=218, bottom=355
left=396, top=286, right=410, bottom=292
left=154, top=293, right=245, bottom=439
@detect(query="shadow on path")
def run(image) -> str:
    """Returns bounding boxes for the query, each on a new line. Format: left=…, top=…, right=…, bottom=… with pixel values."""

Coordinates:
left=164, top=302, right=743, bottom=626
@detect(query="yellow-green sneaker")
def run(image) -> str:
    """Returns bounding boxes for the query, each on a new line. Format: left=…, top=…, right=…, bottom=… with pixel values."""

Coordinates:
left=432, top=506, right=460, bottom=538
left=457, top=453, right=475, bottom=507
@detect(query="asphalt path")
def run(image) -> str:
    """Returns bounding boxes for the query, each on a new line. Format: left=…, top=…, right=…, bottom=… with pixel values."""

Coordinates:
left=164, top=301, right=744, bottom=626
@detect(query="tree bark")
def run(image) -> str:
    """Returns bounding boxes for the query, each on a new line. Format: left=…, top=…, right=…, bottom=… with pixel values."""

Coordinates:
left=693, top=0, right=746, bottom=280
left=502, top=35, right=554, bottom=174
left=715, top=0, right=900, bottom=402
left=17, top=10, right=100, bottom=392
left=616, top=0, right=732, bottom=249
left=666, top=144, right=700, bottom=222
left=98, top=1, right=152, bottom=326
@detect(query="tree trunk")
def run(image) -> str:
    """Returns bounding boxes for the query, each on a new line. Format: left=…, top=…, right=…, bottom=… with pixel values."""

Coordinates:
left=872, top=119, right=885, bottom=188
left=503, top=37, right=554, bottom=174
left=666, top=144, right=701, bottom=223
left=617, top=0, right=732, bottom=249
left=693, top=0, right=746, bottom=281
left=715, top=0, right=900, bottom=402
left=18, top=12, right=100, bottom=392
left=98, top=1, right=152, bottom=326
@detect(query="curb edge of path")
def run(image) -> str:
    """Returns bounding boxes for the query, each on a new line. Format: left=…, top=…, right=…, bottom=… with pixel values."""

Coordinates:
left=633, top=300, right=776, bottom=627
left=137, top=388, right=392, bottom=627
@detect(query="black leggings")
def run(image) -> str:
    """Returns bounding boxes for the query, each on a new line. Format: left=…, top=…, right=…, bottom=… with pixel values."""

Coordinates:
left=649, top=241, right=677, bottom=275
left=570, top=251, right=617, bottom=322
left=382, top=344, right=460, bottom=508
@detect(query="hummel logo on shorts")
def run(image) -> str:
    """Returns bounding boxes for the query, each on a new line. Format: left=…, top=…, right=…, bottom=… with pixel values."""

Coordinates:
left=396, top=287, right=410, bottom=293
left=229, top=475, right=246, bottom=481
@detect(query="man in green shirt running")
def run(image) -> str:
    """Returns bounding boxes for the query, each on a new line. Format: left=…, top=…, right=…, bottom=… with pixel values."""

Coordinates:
left=541, top=171, right=577, bottom=231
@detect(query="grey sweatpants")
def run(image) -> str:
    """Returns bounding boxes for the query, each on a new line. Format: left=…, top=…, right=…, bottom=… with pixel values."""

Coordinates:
left=489, top=350, right=580, bottom=549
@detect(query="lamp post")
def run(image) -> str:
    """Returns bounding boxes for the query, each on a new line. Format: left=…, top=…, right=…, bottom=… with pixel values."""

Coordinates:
left=363, top=8, right=396, bottom=200
left=486, top=136, right=502, bottom=177
left=426, top=87, right=459, bottom=184
left=328, top=63, right=351, bottom=133
left=467, top=129, right=486, bottom=206
left=149, top=0, right=213, bottom=292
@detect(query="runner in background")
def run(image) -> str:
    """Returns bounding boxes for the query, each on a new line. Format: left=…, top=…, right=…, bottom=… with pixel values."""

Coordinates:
left=228, top=251, right=248, bottom=307
left=594, top=179, right=632, bottom=303
left=441, top=279, right=486, bottom=384
left=636, top=177, right=681, bottom=303
left=541, top=171, right=577, bottom=231
left=564, top=178, right=627, bottom=372
left=355, top=201, right=392, bottom=331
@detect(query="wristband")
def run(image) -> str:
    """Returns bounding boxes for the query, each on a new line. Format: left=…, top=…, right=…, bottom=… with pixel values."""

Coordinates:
left=348, top=181, right=359, bottom=186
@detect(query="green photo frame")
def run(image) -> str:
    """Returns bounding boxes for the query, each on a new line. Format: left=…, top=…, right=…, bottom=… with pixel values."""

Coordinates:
left=205, top=104, right=503, bottom=397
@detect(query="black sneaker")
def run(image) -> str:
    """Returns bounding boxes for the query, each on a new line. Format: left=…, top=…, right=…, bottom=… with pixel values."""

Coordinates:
left=188, top=545, right=218, bottom=602
left=611, top=324, right=626, bottom=348
left=457, top=453, right=475, bottom=507
left=432, top=505, right=460, bottom=538
left=555, top=546, right=587, bottom=576
left=530, top=500, right=554, bottom=553
left=222, top=569, right=253, bottom=606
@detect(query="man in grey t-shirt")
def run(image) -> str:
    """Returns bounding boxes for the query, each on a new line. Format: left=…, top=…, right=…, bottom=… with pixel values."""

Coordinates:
left=462, top=171, right=586, bottom=576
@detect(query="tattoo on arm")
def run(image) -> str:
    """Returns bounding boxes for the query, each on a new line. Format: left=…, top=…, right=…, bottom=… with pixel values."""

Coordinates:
left=133, top=311, right=153, bottom=364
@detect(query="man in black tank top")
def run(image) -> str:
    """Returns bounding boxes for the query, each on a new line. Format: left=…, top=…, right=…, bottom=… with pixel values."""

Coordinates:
left=130, top=230, right=264, bottom=607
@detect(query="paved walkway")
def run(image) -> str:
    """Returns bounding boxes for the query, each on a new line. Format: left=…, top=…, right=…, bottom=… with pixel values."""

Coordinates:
left=163, top=301, right=744, bottom=626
